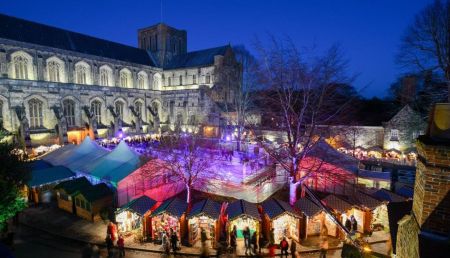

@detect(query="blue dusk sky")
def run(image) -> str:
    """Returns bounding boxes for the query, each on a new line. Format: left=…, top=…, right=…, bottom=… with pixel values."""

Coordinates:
left=0, top=0, right=434, bottom=97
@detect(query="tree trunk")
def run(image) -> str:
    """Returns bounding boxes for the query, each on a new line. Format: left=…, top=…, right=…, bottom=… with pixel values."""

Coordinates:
left=236, top=127, right=242, bottom=152
left=289, top=177, right=302, bottom=205
left=186, top=184, right=191, bottom=204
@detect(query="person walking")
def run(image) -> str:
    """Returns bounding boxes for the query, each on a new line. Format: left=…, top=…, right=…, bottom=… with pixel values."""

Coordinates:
left=258, top=232, right=266, bottom=254
left=251, top=231, right=258, bottom=255
left=243, top=226, right=251, bottom=255
left=230, top=226, right=237, bottom=253
left=280, top=237, right=289, bottom=257
left=290, top=240, right=297, bottom=258
left=170, top=228, right=179, bottom=254
left=161, top=231, right=170, bottom=254
left=351, top=215, right=358, bottom=234
left=269, top=228, right=275, bottom=247
left=345, top=217, right=352, bottom=232
left=117, top=234, right=125, bottom=257
left=319, top=237, right=328, bottom=258
left=105, top=235, right=114, bottom=258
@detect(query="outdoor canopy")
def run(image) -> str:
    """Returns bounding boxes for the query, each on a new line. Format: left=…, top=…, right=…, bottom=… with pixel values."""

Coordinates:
left=80, top=140, right=141, bottom=187
left=321, top=194, right=353, bottom=214
left=151, top=197, right=188, bottom=218
left=27, top=166, right=75, bottom=187
left=262, top=198, right=300, bottom=219
left=295, top=197, right=323, bottom=217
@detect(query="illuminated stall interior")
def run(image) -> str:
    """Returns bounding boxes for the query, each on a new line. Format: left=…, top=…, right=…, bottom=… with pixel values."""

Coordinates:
left=295, top=197, right=324, bottom=239
left=150, top=197, right=187, bottom=243
left=115, top=195, right=158, bottom=240
left=187, top=199, right=222, bottom=248
left=261, top=199, right=301, bottom=242
left=227, top=199, right=261, bottom=238
left=321, top=195, right=353, bottom=237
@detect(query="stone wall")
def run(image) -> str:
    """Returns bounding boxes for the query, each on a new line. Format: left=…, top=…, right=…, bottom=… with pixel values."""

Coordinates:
left=396, top=214, right=420, bottom=258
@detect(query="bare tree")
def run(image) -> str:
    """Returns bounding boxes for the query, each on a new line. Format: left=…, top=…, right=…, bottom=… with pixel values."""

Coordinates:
left=151, top=134, right=213, bottom=205
left=252, top=36, right=355, bottom=203
left=397, top=0, right=450, bottom=102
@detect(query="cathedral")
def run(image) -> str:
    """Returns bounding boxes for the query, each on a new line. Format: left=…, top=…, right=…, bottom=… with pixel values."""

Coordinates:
left=0, top=13, right=240, bottom=147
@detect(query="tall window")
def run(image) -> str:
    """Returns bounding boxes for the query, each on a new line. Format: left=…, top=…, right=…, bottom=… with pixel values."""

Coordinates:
left=75, top=62, right=90, bottom=84
left=205, top=74, right=211, bottom=84
left=29, top=98, right=43, bottom=129
left=120, top=69, right=131, bottom=88
left=99, top=66, right=112, bottom=86
left=47, top=61, right=62, bottom=82
left=13, top=55, right=29, bottom=80
left=115, top=101, right=124, bottom=120
left=137, top=72, right=147, bottom=89
left=192, top=74, right=197, bottom=84
left=63, top=99, right=76, bottom=127
left=179, top=75, right=183, bottom=85
left=168, top=77, right=172, bottom=86
left=90, top=100, right=102, bottom=124
left=390, top=129, right=399, bottom=141
left=135, top=102, right=143, bottom=118
left=153, top=74, right=161, bottom=90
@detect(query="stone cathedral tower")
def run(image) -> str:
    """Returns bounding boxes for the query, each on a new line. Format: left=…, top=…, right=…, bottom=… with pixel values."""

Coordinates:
left=396, top=103, right=450, bottom=258
left=138, top=23, right=187, bottom=67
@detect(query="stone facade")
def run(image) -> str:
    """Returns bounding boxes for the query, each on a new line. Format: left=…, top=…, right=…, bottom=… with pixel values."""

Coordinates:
left=0, top=14, right=240, bottom=147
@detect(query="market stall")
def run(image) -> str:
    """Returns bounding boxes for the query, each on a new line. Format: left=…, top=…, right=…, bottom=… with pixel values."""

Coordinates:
left=54, top=177, right=92, bottom=213
left=115, top=195, right=158, bottom=240
left=294, top=197, right=324, bottom=239
left=150, top=197, right=187, bottom=243
left=321, top=194, right=353, bottom=237
left=226, top=199, right=261, bottom=238
left=187, top=199, right=222, bottom=248
left=261, top=199, right=301, bottom=242
left=73, top=183, right=113, bottom=222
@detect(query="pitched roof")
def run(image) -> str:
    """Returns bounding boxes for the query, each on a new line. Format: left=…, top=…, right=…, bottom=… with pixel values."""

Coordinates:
left=120, top=195, right=157, bottom=216
left=351, top=191, right=383, bottom=210
left=321, top=195, right=353, bottom=213
left=0, top=13, right=154, bottom=66
left=371, top=188, right=406, bottom=203
left=262, top=199, right=300, bottom=219
left=54, top=177, right=92, bottom=195
left=227, top=199, right=260, bottom=221
left=28, top=160, right=53, bottom=170
left=307, top=139, right=359, bottom=173
left=295, top=198, right=322, bottom=217
left=151, top=197, right=187, bottom=218
left=164, top=45, right=229, bottom=69
left=28, top=166, right=75, bottom=187
left=188, top=199, right=222, bottom=219
left=76, top=183, right=112, bottom=202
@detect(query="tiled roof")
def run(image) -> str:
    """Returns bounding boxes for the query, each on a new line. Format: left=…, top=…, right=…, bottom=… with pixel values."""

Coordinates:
left=120, top=195, right=157, bottom=216
left=371, top=188, right=406, bottom=203
left=188, top=199, right=222, bottom=219
left=321, top=195, right=353, bottom=213
left=307, top=139, right=359, bottom=173
left=227, top=199, right=260, bottom=221
left=164, top=45, right=229, bottom=69
left=295, top=198, right=322, bottom=217
left=151, top=197, right=187, bottom=218
left=28, top=166, right=74, bottom=187
left=54, top=177, right=92, bottom=195
left=0, top=13, right=154, bottom=66
left=262, top=199, right=300, bottom=219
left=352, top=191, right=383, bottom=210
left=76, top=183, right=112, bottom=202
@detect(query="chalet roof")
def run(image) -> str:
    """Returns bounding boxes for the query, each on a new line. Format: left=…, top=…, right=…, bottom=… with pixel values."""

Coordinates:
left=351, top=191, right=383, bottom=210
left=321, top=195, right=353, bottom=213
left=54, top=177, right=92, bottom=195
left=120, top=195, right=158, bottom=216
left=371, top=188, right=406, bottom=203
left=0, top=13, right=155, bottom=66
left=164, top=45, right=229, bottom=69
left=151, top=197, right=187, bottom=218
left=295, top=198, right=322, bottom=217
left=262, top=199, right=300, bottom=219
left=307, top=138, right=359, bottom=173
left=227, top=199, right=260, bottom=221
left=75, top=183, right=112, bottom=202
left=188, top=199, right=222, bottom=220
left=28, top=166, right=74, bottom=187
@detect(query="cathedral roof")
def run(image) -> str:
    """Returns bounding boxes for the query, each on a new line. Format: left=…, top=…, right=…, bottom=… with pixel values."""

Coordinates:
left=163, top=45, right=230, bottom=69
left=0, top=13, right=155, bottom=66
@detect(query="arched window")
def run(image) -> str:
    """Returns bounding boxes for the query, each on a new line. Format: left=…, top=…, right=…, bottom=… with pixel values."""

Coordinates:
left=48, top=61, right=61, bottom=82
left=168, top=77, right=172, bottom=86
left=137, top=72, right=147, bottom=89
left=153, top=73, right=161, bottom=90
left=119, top=69, right=131, bottom=88
left=75, top=62, right=90, bottom=84
left=29, top=98, right=43, bottom=129
left=115, top=101, right=124, bottom=120
left=179, top=75, right=183, bottom=85
left=192, top=74, right=197, bottom=84
left=135, top=102, right=143, bottom=118
left=99, top=65, right=113, bottom=86
left=13, top=54, right=31, bottom=80
left=90, top=100, right=102, bottom=124
left=205, top=74, right=211, bottom=84
left=63, top=99, right=76, bottom=127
